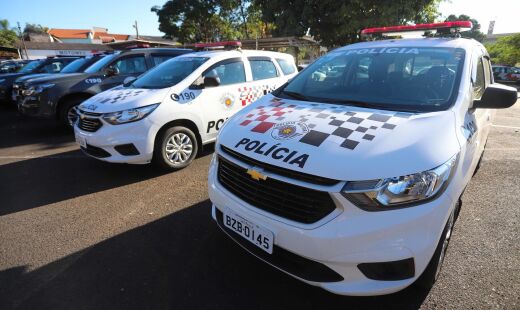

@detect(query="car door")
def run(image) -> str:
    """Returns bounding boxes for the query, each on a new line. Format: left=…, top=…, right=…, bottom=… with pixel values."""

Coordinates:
left=194, top=57, right=247, bottom=142
left=243, top=57, right=286, bottom=105
left=100, top=54, right=148, bottom=90
left=463, top=50, right=489, bottom=173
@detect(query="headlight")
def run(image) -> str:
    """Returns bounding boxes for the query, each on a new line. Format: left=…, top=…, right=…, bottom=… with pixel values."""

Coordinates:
left=23, top=83, right=55, bottom=96
left=342, top=154, right=458, bottom=211
left=102, top=103, right=160, bottom=125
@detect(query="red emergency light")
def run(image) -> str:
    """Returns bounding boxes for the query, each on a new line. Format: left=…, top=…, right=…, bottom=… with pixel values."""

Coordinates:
left=361, top=21, right=473, bottom=35
left=194, top=41, right=242, bottom=49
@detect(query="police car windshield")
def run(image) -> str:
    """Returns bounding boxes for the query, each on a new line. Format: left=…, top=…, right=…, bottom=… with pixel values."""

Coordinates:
left=279, top=47, right=465, bottom=112
left=130, top=57, right=209, bottom=89
left=84, top=54, right=116, bottom=73
left=61, top=58, right=90, bottom=73
left=18, top=60, right=42, bottom=73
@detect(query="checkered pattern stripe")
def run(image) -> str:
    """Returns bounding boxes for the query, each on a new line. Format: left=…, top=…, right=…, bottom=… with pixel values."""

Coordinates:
left=95, top=89, right=146, bottom=104
left=238, top=84, right=277, bottom=106
left=239, top=98, right=412, bottom=150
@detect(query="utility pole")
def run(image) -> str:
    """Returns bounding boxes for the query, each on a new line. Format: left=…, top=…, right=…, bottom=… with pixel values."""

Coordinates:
left=17, top=22, right=28, bottom=60
left=133, top=20, right=139, bottom=39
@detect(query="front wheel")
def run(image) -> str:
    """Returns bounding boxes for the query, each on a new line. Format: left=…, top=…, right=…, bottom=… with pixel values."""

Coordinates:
left=416, top=201, right=459, bottom=289
left=152, top=126, right=199, bottom=171
left=58, top=97, right=85, bottom=128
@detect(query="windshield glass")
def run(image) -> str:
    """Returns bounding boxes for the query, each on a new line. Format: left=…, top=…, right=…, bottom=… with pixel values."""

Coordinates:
left=131, top=57, right=209, bottom=89
left=61, top=58, right=89, bottom=73
left=84, top=54, right=116, bottom=73
left=19, top=60, right=42, bottom=73
left=278, top=47, right=465, bottom=112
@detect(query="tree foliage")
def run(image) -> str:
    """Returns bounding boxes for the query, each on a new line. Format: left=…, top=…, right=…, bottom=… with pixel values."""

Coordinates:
left=0, top=20, right=19, bottom=48
left=254, top=0, right=442, bottom=47
left=444, top=14, right=485, bottom=42
left=486, top=34, right=520, bottom=66
left=23, top=23, right=49, bottom=39
left=152, top=0, right=270, bottom=43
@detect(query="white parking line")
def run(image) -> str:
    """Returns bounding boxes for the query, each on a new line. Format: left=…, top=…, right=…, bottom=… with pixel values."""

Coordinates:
left=492, top=124, right=520, bottom=130
left=0, top=155, right=85, bottom=159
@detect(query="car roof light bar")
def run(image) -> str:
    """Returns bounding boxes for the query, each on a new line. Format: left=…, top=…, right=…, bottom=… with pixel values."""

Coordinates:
left=361, top=21, right=473, bottom=39
left=194, top=41, right=242, bottom=51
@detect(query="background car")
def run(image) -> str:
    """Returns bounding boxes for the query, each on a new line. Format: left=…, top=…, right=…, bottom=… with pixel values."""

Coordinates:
left=492, top=65, right=520, bottom=84
left=0, top=57, right=78, bottom=103
left=17, top=48, right=192, bottom=127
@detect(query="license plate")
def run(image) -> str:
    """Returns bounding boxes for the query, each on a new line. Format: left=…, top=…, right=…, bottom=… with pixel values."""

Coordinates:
left=75, top=134, right=87, bottom=148
left=11, top=90, right=17, bottom=101
left=223, top=209, right=274, bottom=254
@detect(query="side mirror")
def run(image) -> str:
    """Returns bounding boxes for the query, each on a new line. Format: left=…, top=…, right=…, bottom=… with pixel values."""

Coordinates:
left=203, top=75, right=220, bottom=88
left=105, top=66, right=119, bottom=77
left=123, top=76, right=136, bottom=87
left=473, top=84, right=518, bottom=109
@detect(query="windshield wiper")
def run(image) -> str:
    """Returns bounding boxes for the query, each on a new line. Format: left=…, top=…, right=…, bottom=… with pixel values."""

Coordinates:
left=319, top=98, right=422, bottom=113
left=281, top=90, right=311, bottom=101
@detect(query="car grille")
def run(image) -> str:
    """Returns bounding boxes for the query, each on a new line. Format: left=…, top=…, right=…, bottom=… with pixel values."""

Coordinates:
left=217, top=155, right=337, bottom=224
left=77, top=109, right=103, bottom=132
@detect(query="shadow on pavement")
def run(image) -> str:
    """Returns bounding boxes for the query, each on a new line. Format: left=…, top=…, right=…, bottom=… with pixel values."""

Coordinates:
left=0, top=145, right=214, bottom=216
left=0, top=200, right=431, bottom=310
left=0, top=104, right=74, bottom=150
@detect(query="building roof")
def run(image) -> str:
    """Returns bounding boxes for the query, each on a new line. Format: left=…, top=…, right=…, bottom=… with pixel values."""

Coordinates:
left=48, top=28, right=91, bottom=39
left=17, top=41, right=113, bottom=51
left=93, top=32, right=129, bottom=41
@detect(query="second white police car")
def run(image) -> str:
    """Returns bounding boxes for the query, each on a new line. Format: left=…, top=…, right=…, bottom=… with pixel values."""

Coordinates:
left=208, top=22, right=518, bottom=295
left=74, top=42, right=297, bottom=170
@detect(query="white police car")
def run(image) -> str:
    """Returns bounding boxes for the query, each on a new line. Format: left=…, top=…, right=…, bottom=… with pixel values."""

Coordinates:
left=73, top=42, right=297, bottom=170
left=208, top=22, right=518, bottom=295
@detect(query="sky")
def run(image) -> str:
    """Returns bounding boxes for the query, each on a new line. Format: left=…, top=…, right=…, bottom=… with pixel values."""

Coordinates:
left=1, top=0, right=520, bottom=37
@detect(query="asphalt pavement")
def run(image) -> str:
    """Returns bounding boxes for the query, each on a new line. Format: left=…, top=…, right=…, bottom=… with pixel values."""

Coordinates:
left=0, top=98, right=519, bottom=310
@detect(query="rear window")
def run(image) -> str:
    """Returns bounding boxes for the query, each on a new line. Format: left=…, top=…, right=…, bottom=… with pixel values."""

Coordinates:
left=249, top=58, right=278, bottom=80
left=276, top=58, right=296, bottom=75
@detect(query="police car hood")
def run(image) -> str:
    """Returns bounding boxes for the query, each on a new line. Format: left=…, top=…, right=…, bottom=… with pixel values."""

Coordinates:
left=219, top=95, right=460, bottom=181
left=27, top=73, right=84, bottom=85
left=78, top=86, right=168, bottom=113
left=16, top=73, right=54, bottom=84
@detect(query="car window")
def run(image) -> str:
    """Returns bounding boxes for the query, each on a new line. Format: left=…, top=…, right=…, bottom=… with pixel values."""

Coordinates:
left=40, top=61, right=66, bottom=73
left=84, top=54, right=117, bottom=73
left=473, top=58, right=485, bottom=99
left=18, top=60, right=42, bottom=73
left=276, top=58, right=296, bottom=75
left=279, top=47, right=466, bottom=113
left=111, top=56, right=147, bottom=75
left=203, top=60, right=246, bottom=86
left=249, top=59, right=278, bottom=80
left=152, top=54, right=174, bottom=67
left=131, top=57, right=209, bottom=89
left=61, top=58, right=89, bottom=73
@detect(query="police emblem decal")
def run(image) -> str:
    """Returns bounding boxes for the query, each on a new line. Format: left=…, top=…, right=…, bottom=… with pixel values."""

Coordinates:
left=221, top=93, right=235, bottom=108
left=271, top=121, right=309, bottom=140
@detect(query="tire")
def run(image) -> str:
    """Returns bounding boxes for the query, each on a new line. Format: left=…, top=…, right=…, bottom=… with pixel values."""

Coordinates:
left=152, top=126, right=199, bottom=171
left=416, top=201, right=459, bottom=289
left=58, top=97, right=86, bottom=128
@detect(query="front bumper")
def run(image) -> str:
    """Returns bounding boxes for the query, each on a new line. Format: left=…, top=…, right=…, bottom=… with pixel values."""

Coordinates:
left=74, top=116, right=159, bottom=164
left=208, top=151, right=458, bottom=296
left=17, top=92, right=55, bottom=118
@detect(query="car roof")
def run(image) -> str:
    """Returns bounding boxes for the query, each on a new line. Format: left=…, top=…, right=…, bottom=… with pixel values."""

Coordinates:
left=177, top=49, right=295, bottom=62
left=126, top=47, right=193, bottom=54
left=335, top=37, right=484, bottom=53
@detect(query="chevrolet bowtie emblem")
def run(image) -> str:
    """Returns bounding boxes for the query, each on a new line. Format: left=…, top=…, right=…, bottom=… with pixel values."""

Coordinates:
left=246, top=168, right=267, bottom=181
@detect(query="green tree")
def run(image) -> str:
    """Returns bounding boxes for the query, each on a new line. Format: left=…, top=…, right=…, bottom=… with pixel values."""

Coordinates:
left=486, top=34, right=520, bottom=66
left=0, top=20, right=19, bottom=48
left=152, top=0, right=270, bottom=43
left=444, top=14, right=485, bottom=42
left=23, top=23, right=49, bottom=39
left=254, top=0, right=443, bottom=48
